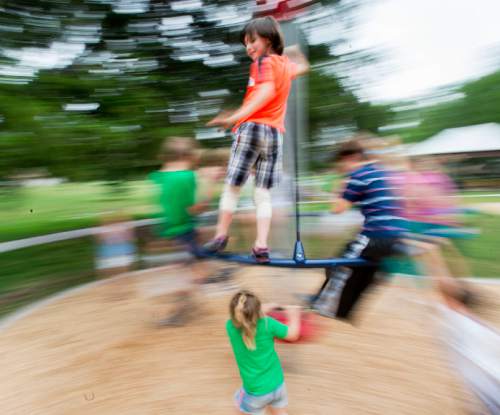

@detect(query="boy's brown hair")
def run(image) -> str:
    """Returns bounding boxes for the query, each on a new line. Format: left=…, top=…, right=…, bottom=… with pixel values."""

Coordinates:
left=240, top=16, right=285, bottom=55
left=334, top=139, right=365, bottom=162
left=159, top=137, right=198, bottom=163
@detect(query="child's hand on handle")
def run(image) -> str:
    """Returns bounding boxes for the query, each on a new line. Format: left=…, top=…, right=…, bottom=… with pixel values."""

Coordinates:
left=264, top=303, right=301, bottom=341
left=285, top=305, right=301, bottom=317
left=206, top=110, right=236, bottom=130
left=331, top=197, right=352, bottom=215
left=188, top=201, right=210, bottom=215
left=284, top=305, right=302, bottom=342
left=209, top=81, right=275, bottom=131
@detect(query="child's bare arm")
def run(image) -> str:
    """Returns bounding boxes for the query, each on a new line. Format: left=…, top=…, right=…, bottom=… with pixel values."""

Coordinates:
left=207, top=83, right=275, bottom=130
left=205, top=109, right=234, bottom=129
left=331, top=197, right=352, bottom=214
left=284, top=45, right=310, bottom=77
left=262, top=303, right=301, bottom=341
left=283, top=306, right=301, bottom=342
left=188, top=202, right=207, bottom=215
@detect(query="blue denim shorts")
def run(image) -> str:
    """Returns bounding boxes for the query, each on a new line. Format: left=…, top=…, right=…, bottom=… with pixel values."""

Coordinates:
left=234, top=383, right=288, bottom=415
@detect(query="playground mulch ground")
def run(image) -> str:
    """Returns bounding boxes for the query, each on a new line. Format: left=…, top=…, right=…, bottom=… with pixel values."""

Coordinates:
left=1, top=265, right=499, bottom=415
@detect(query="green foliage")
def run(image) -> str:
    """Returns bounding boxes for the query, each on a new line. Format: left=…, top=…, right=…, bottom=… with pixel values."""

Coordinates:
left=392, top=70, right=500, bottom=143
left=0, top=181, right=155, bottom=241
left=0, top=0, right=393, bottom=180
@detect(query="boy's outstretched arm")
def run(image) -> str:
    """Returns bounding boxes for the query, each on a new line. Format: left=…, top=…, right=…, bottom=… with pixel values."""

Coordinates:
left=332, top=197, right=352, bottom=214
left=188, top=201, right=209, bottom=215
left=284, top=45, right=310, bottom=77
left=207, top=82, right=275, bottom=130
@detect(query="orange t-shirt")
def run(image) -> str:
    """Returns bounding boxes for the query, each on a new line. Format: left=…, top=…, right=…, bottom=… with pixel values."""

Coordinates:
left=234, top=54, right=298, bottom=133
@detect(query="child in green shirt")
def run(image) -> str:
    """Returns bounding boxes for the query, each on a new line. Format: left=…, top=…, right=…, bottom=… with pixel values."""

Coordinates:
left=227, top=290, right=301, bottom=415
left=149, top=137, right=220, bottom=326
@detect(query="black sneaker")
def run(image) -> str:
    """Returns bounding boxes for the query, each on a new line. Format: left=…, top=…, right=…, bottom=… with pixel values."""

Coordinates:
left=203, top=236, right=229, bottom=254
left=252, top=247, right=270, bottom=264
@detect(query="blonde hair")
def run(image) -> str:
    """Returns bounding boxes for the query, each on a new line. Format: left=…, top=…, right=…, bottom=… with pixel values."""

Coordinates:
left=230, top=290, right=262, bottom=350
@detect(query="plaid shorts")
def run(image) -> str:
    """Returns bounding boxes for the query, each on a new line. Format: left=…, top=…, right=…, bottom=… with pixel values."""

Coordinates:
left=226, top=122, right=283, bottom=189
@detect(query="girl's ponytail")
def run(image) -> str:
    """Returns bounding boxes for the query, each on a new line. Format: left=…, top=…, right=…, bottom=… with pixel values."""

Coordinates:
left=230, top=291, right=262, bottom=350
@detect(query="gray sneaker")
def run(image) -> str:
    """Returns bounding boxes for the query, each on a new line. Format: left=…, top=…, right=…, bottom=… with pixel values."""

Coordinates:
left=203, top=236, right=229, bottom=254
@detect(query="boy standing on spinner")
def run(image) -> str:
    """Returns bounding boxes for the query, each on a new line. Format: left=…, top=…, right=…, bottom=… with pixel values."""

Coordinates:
left=204, top=16, right=309, bottom=263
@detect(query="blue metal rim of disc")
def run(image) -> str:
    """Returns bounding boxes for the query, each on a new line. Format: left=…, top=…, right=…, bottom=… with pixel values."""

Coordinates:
left=197, top=251, right=372, bottom=268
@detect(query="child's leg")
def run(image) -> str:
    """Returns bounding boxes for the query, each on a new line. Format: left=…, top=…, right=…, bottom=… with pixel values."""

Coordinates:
left=255, top=217, right=272, bottom=248
left=268, top=383, right=289, bottom=415
left=252, top=126, right=282, bottom=251
left=204, top=185, right=242, bottom=253
left=334, top=265, right=378, bottom=319
left=215, top=185, right=241, bottom=237
left=405, top=239, right=455, bottom=295
left=404, top=239, right=452, bottom=278
left=403, top=238, right=471, bottom=308
left=159, top=261, right=207, bottom=327
left=254, top=187, right=272, bottom=248
left=159, top=232, right=204, bottom=326
left=440, top=238, right=471, bottom=278
left=313, top=235, right=392, bottom=319
left=212, top=123, right=261, bottom=242
left=158, top=288, right=194, bottom=327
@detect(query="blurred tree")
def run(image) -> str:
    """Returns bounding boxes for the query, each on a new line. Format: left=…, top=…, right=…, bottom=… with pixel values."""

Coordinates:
left=0, top=0, right=392, bottom=180
left=387, top=70, right=500, bottom=143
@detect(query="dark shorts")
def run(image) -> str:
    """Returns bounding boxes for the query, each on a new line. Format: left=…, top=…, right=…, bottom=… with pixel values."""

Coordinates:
left=226, top=122, right=283, bottom=189
left=172, top=230, right=202, bottom=260
left=313, top=234, right=401, bottom=320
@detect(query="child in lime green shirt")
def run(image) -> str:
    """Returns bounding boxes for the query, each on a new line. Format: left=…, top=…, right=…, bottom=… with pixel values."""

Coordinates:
left=149, top=137, right=217, bottom=326
left=227, top=290, right=301, bottom=415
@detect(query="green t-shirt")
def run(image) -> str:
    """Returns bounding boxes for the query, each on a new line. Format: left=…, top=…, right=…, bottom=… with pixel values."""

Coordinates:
left=149, top=170, right=196, bottom=238
left=226, top=317, right=288, bottom=395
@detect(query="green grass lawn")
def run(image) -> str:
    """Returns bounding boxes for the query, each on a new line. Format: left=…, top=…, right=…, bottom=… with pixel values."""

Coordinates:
left=0, top=181, right=156, bottom=242
left=455, top=213, right=500, bottom=277
left=459, top=191, right=500, bottom=204
left=1, top=179, right=498, bottom=242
